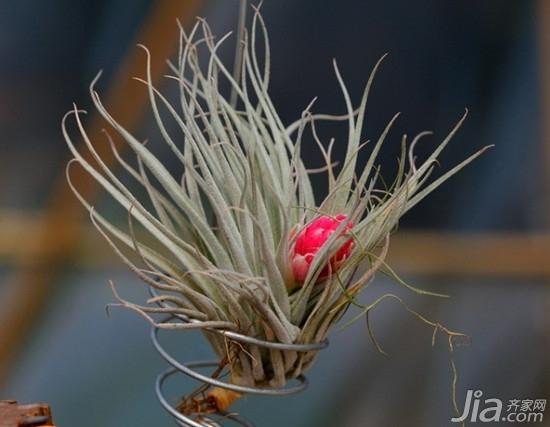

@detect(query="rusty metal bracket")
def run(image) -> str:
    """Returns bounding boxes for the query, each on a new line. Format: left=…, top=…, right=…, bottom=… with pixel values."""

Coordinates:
left=0, top=400, right=54, bottom=427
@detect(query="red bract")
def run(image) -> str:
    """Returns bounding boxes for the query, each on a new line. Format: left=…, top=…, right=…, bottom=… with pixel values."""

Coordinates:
left=291, top=214, right=354, bottom=283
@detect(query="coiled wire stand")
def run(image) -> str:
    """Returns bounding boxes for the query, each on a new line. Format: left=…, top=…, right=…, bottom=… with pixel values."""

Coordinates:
left=149, top=287, right=328, bottom=426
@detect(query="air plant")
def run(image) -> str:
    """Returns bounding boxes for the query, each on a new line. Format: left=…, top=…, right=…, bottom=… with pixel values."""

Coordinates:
left=63, top=5, right=489, bottom=417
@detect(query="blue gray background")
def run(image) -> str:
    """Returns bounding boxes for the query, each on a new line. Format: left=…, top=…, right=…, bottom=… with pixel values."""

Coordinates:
left=0, top=1, right=546, bottom=426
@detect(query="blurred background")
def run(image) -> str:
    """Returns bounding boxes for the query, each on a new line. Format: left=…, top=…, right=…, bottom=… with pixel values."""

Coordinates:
left=0, top=0, right=549, bottom=426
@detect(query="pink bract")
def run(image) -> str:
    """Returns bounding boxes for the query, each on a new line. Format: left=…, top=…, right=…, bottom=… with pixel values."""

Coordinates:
left=291, top=214, right=354, bottom=283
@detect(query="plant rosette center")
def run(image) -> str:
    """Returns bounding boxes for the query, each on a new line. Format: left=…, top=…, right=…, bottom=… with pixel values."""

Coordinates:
left=290, top=214, right=354, bottom=285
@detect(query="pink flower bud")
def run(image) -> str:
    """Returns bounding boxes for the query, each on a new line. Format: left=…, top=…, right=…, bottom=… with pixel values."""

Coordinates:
left=290, top=214, right=354, bottom=283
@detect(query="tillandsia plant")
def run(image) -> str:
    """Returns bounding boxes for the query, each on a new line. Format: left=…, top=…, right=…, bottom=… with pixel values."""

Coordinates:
left=63, top=5, right=490, bottom=416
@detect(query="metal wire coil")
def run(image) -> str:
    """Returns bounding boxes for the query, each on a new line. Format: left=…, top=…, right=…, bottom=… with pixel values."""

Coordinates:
left=149, top=286, right=328, bottom=426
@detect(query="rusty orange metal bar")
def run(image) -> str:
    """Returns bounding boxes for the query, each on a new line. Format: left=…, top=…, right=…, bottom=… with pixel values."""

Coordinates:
left=2, top=212, right=550, bottom=278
